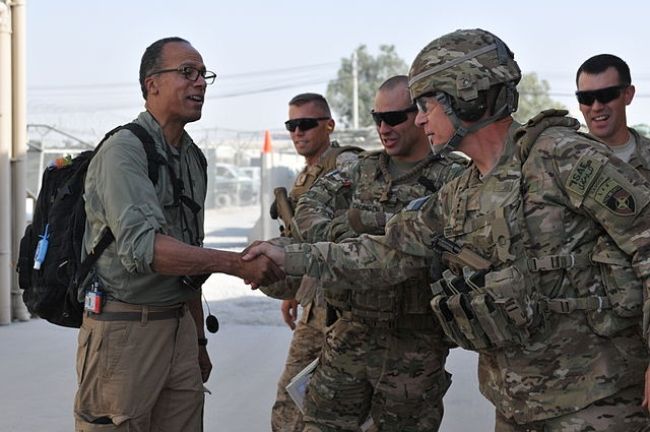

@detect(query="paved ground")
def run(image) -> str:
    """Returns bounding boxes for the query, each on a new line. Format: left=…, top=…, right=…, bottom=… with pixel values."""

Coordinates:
left=0, top=316, right=492, bottom=431
left=0, top=206, right=493, bottom=430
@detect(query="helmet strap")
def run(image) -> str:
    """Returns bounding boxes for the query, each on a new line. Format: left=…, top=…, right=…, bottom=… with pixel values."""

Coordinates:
left=433, top=88, right=515, bottom=156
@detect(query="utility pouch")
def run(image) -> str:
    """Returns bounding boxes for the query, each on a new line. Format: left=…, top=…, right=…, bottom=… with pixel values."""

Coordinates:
left=446, top=294, right=491, bottom=350
left=484, top=266, right=530, bottom=328
left=591, top=236, right=642, bottom=318
left=430, top=296, right=474, bottom=349
left=471, top=293, right=524, bottom=347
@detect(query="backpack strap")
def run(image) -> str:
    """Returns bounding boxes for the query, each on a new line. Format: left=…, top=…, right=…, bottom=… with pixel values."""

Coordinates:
left=514, top=109, right=580, bottom=162
left=74, top=122, right=164, bottom=288
left=75, top=228, right=115, bottom=289
left=119, top=123, right=167, bottom=185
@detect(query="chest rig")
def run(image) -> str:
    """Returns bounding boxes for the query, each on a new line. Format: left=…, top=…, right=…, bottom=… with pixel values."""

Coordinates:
left=327, top=152, right=457, bottom=329
left=430, top=127, right=541, bottom=349
left=428, top=110, right=641, bottom=350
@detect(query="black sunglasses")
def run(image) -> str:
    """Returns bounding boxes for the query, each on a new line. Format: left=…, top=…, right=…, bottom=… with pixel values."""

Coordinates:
left=575, top=85, right=628, bottom=106
left=371, top=105, right=418, bottom=127
left=284, top=117, right=330, bottom=132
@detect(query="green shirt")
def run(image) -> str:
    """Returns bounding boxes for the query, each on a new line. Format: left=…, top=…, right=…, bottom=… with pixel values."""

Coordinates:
left=82, top=111, right=207, bottom=305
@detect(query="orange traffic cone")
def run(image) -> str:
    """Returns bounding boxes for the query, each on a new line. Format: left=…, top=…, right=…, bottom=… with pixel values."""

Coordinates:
left=263, top=130, right=273, bottom=153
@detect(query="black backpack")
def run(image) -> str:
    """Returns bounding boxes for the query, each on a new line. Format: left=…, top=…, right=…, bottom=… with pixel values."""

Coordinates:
left=16, top=123, right=166, bottom=328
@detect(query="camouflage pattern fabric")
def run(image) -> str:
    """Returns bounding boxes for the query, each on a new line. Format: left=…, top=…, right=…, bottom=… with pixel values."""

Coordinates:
left=292, top=151, right=465, bottom=431
left=270, top=149, right=359, bottom=432
left=302, top=318, right=451, bottom=432
left=284, top=115, right=650, bottom=427
left=494, top=385, right=649, bottom=432
left=628, top=127, right=650, bottom=181
left=272, top=303, right=327, bottom=432
left=408, top=28, right=521, bottom=103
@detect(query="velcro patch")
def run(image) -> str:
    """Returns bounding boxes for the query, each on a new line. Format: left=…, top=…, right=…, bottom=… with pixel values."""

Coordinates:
left=406, top=196, right=430, bottom=211
left=593, top=178, right=636, bottom=216
left=566, top=155, right=602, bottom=196
left=322, top=170, right=352, bottom=189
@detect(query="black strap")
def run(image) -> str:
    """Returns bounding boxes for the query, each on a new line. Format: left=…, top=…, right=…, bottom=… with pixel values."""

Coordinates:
left=74, top=229, right=115, bottom=288
left=120, top=123, right=168, bottom=185
left=75, top=122, right=162, bottom=287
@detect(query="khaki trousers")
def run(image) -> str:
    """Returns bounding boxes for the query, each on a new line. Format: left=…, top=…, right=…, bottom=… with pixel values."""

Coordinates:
left=74, top=302, right=203, bottom=432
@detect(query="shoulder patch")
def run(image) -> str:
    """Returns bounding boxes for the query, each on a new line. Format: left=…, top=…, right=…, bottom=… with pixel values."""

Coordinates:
left=593, top=178, right=636, bottom=216
left=566, top=154, right=603, bottom=196
left=406, top=195, right=430, bottom=211
left=323, top=169, right=352, bottom=187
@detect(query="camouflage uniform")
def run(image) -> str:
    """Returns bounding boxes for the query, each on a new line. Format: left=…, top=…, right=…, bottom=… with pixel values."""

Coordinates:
left=283, top=113, right=650, bottom=431
left=292, top=150, right=465, bottom=431
left=628, top=127, right=650, bottom=180
left=269, top=143, right=359, bottom=432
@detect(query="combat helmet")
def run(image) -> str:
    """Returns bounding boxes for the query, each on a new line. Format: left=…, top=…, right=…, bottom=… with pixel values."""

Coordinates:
left=409, top=28, right=521, bottom=153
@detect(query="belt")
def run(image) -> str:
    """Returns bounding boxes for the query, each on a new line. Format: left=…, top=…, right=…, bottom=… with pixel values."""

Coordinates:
left=86, top=302, right=185, bottom=322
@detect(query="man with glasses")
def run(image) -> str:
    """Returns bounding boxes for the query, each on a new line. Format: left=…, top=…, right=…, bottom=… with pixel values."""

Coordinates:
left=74, top=37, right=282, bottom=431
left=267, top=93, right=360, bottom=432
left=245, top=29, right=650, bottom=431
left=576, top=54, right=650, bottom=180
left=285, top=75, right=465, bottom=431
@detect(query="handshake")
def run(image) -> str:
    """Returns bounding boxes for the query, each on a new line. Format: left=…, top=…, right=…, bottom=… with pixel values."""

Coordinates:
left=238, top=241, right=288, bottom=288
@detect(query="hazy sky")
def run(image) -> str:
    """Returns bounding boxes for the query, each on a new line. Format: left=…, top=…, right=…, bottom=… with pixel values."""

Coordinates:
left=25, top=0, right=650, bottom=141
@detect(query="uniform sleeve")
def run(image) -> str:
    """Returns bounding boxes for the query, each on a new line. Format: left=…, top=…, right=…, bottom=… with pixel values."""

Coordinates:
left=335, top=150, right=359, bottom=171
left=285, top=194, right=441, bottom=291
left=292, top=165, right=357, bottom=243
left=85, top=132, right=167, bottom=273
left=536, top=130, right=650, bottom=345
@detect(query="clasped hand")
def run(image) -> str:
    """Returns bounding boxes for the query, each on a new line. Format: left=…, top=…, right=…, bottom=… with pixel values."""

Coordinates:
left=240, top=241, right=286, bottom=288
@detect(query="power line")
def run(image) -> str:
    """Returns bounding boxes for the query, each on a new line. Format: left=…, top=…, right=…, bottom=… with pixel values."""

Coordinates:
left=28, top=62, right=338, bottom=92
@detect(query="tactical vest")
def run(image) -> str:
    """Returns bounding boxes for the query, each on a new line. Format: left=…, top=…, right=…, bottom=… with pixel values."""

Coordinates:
left=429, top=110, right=643, bottom=351
left=327, top=151, right=465, bottom=328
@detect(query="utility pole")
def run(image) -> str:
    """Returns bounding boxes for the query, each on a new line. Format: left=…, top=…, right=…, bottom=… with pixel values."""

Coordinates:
left=352, top=51, right=359, bottom=130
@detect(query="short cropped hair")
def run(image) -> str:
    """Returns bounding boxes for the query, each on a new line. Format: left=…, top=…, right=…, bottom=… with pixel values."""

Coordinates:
left=139, top=37, right=190, bottom=99
left=378, top=75, right=409, bottom=92
left=288, top=93, right=332, bottom=117
left=576, top=54, right=631, bottom=86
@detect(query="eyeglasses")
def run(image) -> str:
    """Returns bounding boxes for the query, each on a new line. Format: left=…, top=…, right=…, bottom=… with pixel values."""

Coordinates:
left=371, top=105, right=418, bottom=127
left=575, top=85, right=627, bottom=106
left=415, top=93, right=437, bottom=113
left=148, top=66, right=217, bottom=85
left=284, top=117, right=330, bottom=132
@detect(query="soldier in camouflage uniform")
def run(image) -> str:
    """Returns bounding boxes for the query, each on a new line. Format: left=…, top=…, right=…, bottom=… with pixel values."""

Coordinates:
left=291, top=76, right=465, bottom=432
left=576, top=54, right=650, bottom=180
left=267, top=93, right=360, bottom=432
left=245, top=29, right=650, bottom=432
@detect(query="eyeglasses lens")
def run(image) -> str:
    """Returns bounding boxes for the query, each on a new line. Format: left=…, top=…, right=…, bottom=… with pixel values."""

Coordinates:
left=284, top=118, right=320, bottom=132
left=372, top=112, right=407, bottom=127
left=371, top=105, right=417, bottom=127
left=576, top=85, right=626, bottom=106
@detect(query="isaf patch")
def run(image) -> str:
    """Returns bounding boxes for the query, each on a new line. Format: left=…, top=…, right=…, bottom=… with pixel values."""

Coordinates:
left=594, top=178, right=636, bottom=215
left=566, top=155, right=602, bottom=196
